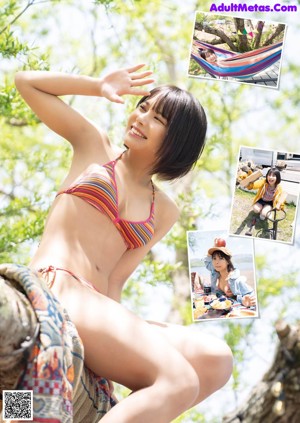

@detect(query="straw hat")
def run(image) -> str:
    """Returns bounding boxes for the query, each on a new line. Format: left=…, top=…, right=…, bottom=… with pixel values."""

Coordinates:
left=207, top=246, right=232, bottom=257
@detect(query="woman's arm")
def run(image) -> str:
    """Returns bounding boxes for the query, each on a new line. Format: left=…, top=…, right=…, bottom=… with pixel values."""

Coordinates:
left=273, top=185, right=285, bottom=210
left=247, top=178, right=265, bottom=191
left=204, top=255, right=215, bottom=272
left=241, top=294, right=256, bottom=307
left=228, top=274, right=256, bottom=306
left=15, top=65, right=153, bottom=149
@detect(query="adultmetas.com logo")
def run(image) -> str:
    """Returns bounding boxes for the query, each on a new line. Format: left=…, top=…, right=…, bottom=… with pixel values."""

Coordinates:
left=210, top=3, right=298, bottom=13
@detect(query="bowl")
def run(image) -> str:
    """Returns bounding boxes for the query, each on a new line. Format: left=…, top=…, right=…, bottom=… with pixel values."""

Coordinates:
left=210, top=299, right=232, bottom=311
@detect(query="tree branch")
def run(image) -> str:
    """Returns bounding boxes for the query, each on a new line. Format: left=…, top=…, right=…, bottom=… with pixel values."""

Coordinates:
left=263, top=24, right=285, bottom=46
left=0, top=0, right=35, bottom=35
left=194, top=22, right=238, bottom=52
left=0, top=0, right=55, bottom=35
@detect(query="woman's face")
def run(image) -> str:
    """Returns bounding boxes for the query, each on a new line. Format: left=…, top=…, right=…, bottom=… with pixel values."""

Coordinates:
left=206, top=51, right=217, bottom=64
left=212, top=253, right=228, bottom=272
left=267, top=172, right=277, bottom=186
left=124, top=95, right=168, bottom=156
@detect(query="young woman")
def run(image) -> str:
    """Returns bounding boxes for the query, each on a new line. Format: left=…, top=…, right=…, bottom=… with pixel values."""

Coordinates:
left=248, top=167, right=284, bottom=220
left=205, top=241, right=256, bottom=308
left=15, top=64, right=233, bottom=423
left=200, top=48, right=218, bottom=64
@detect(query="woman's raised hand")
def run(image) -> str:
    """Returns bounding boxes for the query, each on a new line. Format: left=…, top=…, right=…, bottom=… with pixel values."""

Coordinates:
left=242, top=294, right=256, bottom=307
left=100, top=64, right=154, bottom=104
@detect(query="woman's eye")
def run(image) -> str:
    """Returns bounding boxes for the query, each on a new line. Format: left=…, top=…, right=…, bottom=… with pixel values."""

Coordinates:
left=155, top=115, right=166, bottom=125
left=139, top=104, right=146, bottom=111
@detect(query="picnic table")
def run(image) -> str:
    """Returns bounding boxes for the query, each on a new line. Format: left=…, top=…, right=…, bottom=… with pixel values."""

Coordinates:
left=192, top=293, right=257, bottom=320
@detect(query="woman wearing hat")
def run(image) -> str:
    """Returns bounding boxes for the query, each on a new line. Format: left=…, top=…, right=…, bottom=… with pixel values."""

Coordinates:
left=204, top=239, right=256, bottom=307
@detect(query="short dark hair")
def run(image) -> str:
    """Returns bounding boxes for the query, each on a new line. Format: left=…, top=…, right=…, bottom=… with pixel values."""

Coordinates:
left=266, top=167, right=281, bottom=186
left=136, top=85, right=207, bottom=181
left=212, top=251, right=235, bottom=273
left=200, top=48, right=216, bottom=60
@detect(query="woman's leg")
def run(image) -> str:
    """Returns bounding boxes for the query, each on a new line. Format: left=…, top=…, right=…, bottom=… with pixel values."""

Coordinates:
left=50, top=273, right=200, bottom=423
left=147, top=321, right=233, bottom=406
left=260, top=204, right=272, bottom=220
left=253, top=202, right=263, bottom=214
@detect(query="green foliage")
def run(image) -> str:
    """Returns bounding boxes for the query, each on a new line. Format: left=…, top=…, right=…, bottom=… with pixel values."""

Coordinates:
left=0, top=27, right=30, bottom=58
left=0, top=2, right=300, bottom=421
left=224, top=322, right=253, bottom=389
left=0, top=123, right=71, bottom=263
left=173, top=408, right=207, bottom=423
left=132, top=254, right=181, bottom=286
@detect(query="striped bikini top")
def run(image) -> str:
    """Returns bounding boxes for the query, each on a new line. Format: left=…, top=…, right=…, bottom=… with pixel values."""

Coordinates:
left=56, top=154, right=155, bottom=250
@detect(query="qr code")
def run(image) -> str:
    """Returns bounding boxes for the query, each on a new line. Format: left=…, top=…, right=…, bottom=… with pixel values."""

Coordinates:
left=2, top=390, right=33, bottom=421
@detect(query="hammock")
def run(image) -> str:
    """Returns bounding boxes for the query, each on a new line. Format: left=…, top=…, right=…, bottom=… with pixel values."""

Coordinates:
left=191, top=40, right=283, bottom=79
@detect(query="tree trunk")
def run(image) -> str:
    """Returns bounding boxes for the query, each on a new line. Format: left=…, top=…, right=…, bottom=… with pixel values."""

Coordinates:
left=194, top=22, right=238, bottom=52
left=223, top=320, right=300, bottom=423
left=254, top=21, right=264, bottom=49
left=165, top=174, right=195, bottom=325
left=263, top=24, right=285, bottom=46
left=233, top=18, right=249, bottom=52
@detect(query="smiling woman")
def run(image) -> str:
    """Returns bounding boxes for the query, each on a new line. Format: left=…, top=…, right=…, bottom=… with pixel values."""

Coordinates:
left=14, top=64, right=233, bottom=422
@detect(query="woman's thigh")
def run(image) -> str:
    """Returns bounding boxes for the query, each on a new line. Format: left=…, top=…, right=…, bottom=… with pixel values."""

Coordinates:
left=50, top=273, right=197, bottom=392
left=253, top=202, right=263, bottom=213
left=147, top=320, right=233, bottom=403
left=261, top=204, right=272, bottom=217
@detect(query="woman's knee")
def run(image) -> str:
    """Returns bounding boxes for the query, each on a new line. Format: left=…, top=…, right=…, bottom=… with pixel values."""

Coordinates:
left=253, top=203, right=262, bottom=214
left=261, top=206, right=271, bottom=218
left=160, top=357, right=200, bottom=410
left=215, top=341, right=233, bottom=388
left=206, top=340, right=233, bottom=391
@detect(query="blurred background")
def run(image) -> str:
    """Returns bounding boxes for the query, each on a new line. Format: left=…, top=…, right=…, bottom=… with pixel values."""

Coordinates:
left=1, top=0, right=299, bottom=421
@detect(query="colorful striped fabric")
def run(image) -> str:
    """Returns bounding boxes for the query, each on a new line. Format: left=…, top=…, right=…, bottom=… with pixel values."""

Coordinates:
left=191, top=40, right=283, bottom=79
left=56, top=154, right=155, bottom=250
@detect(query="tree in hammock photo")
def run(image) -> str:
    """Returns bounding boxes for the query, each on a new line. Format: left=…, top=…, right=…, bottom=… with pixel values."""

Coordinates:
left=188, top=12, right=286, bottom=88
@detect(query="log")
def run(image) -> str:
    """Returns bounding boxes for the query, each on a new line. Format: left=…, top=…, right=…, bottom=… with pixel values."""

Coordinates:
left=0, top=264, right=114, bottom=422
left=0, top=276, right=38, bottom=392
left=223, top=320, right=300, bottom=423
left=239, top=170, right=263, bottom=188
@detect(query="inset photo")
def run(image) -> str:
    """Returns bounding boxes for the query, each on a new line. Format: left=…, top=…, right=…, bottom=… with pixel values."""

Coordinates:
left=230, top=147, right=300, bottom=244
left=187, top=231, right=258, bottom=321
left=188, top=12, right=286, bottom=88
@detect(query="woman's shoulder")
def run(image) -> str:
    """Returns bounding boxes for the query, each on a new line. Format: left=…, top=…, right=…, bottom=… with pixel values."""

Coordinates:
left=228, top=268, right=241, bottom=280
left=154, top=188, right=180, bottom=228
left=72, top=128, right=123, bottom=163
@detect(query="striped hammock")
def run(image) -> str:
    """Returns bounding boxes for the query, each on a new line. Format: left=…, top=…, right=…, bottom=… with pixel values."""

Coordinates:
left=191, top=40, right=283, bottom=79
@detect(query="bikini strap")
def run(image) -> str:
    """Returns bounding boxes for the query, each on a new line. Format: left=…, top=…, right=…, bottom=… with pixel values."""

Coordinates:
left=38, top=266, right=99, bottom=292
left=150, top=180, right=155, bottom=203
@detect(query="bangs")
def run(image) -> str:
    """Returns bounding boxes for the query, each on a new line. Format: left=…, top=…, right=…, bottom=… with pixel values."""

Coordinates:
left=212, top=251, right=229, bottom=260
left=148, top=91, right=178, bottom=121
left=137, top=86, right=185, bottom=123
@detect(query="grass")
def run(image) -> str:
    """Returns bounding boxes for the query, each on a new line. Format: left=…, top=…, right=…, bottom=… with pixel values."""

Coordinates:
left=230, top=187, right=297, bottom=243
left=188, top=58, right=206, bottom=76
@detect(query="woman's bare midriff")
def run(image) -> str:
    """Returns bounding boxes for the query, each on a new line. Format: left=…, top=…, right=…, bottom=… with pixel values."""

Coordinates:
left=29, top=194, right=128, bottom=296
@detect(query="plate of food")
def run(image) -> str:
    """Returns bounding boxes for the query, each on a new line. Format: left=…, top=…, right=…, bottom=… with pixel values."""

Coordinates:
left=210, top=299, right=232, bottom=311
left=202, top=294, right=217, bottom=304
left=194, top=305, right=208, bottom=319
left=227, top=309, right=257, bottom=318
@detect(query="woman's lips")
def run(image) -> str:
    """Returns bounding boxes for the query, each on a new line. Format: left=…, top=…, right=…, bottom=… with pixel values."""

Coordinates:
left=130, top=126, right=147, bottom=139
